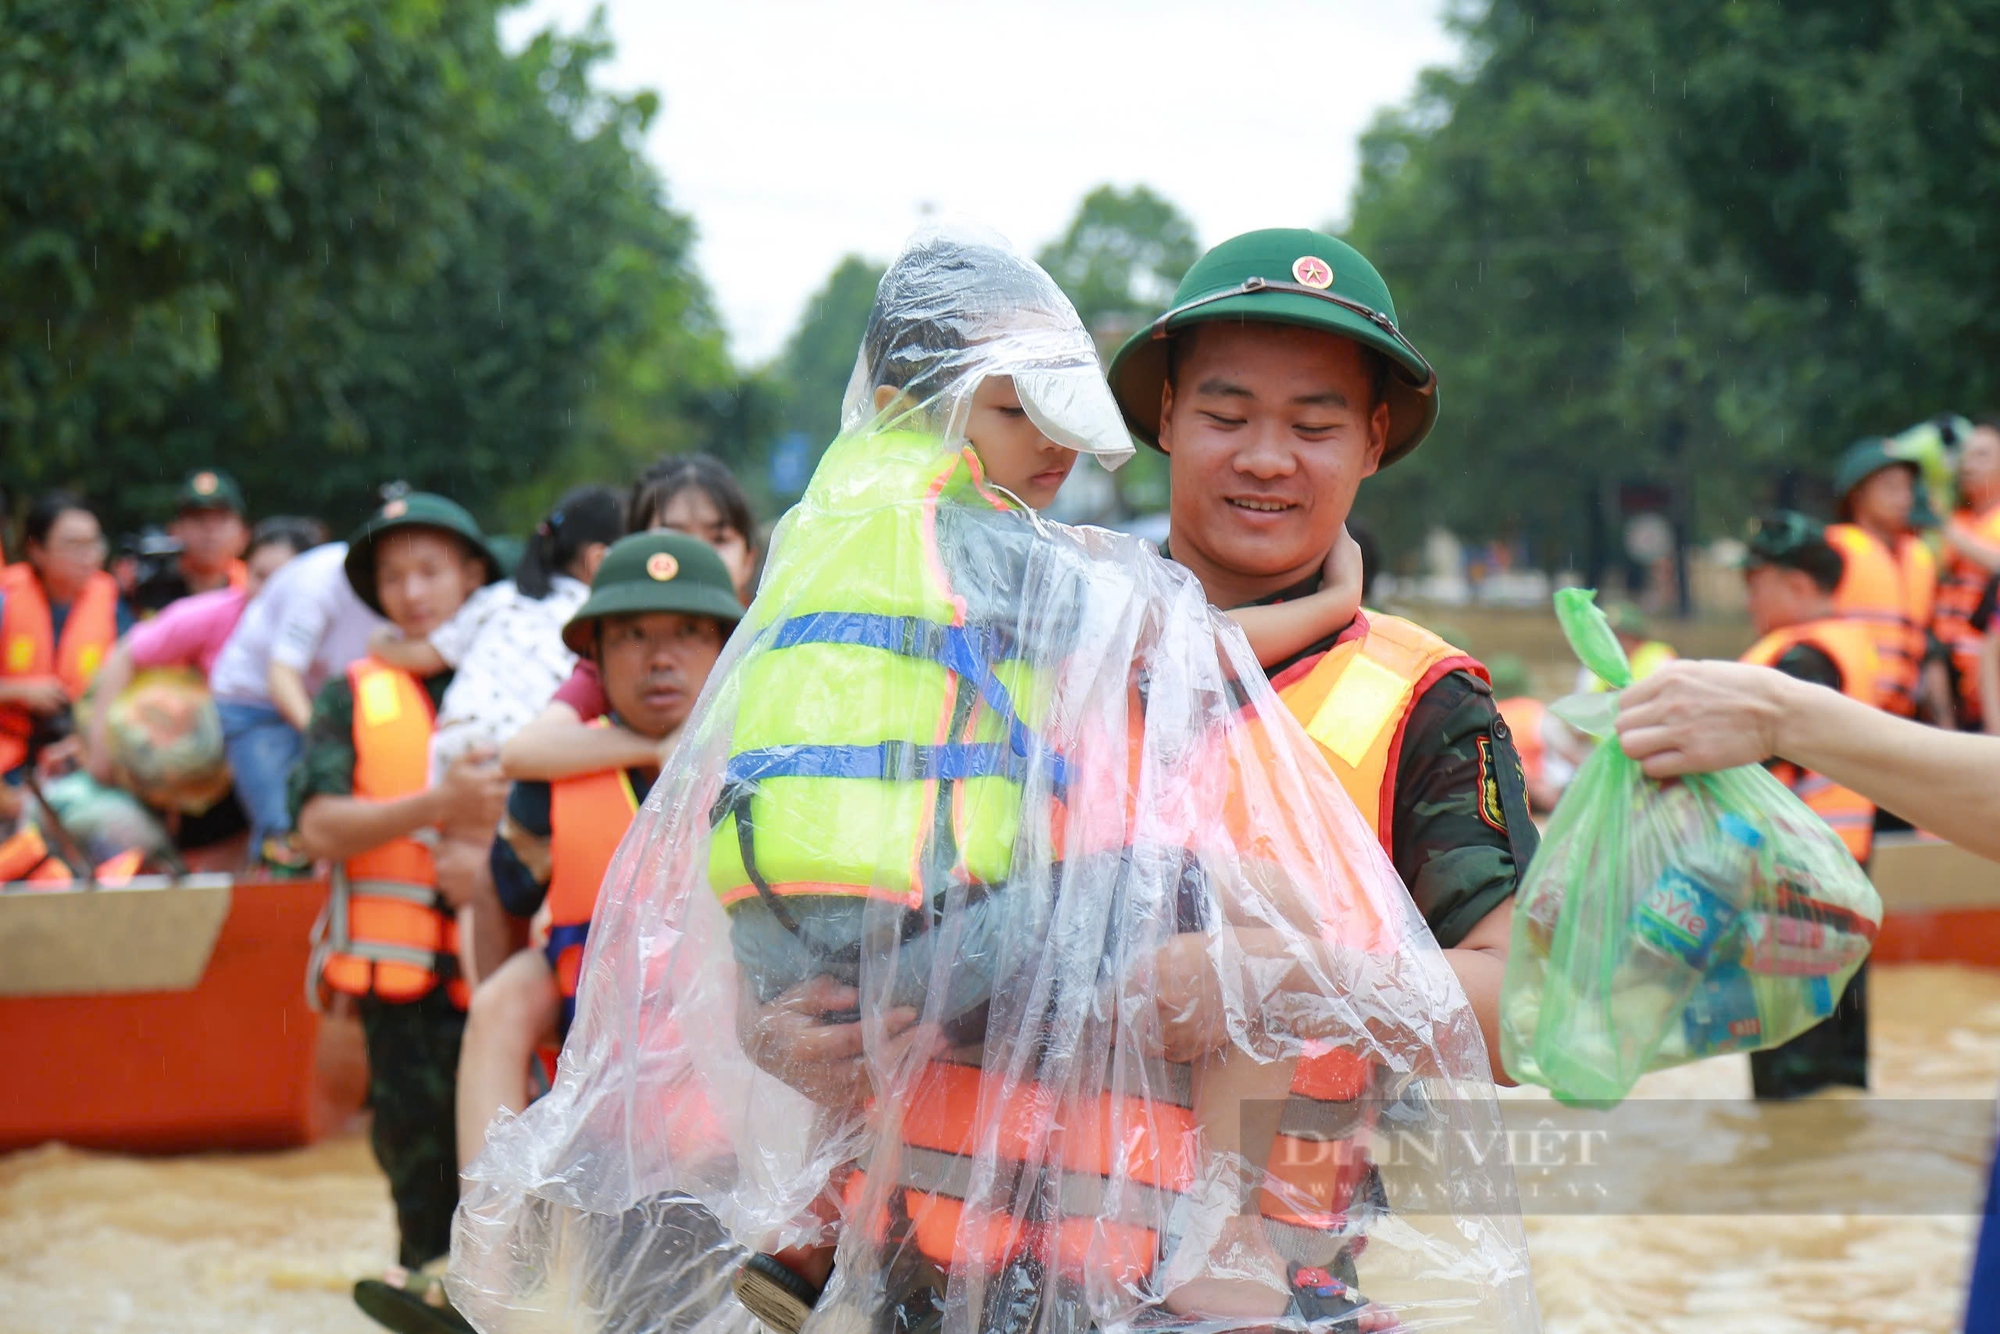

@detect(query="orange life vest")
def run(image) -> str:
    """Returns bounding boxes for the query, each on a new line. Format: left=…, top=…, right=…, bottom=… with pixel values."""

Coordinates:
left=0, top=564, right=120, bottom=773
left=1741, top=619, right=1880, bottom=862
left=1496, top=696, right=1547, bottom=789
left=1270, top=613, right=1490, bottom=850
left=1826, top=523, right=1936, bottom=716
left=543, top=757, right=640, bottom=1023
left=310, top=659, right=467, bottom=1008
left=0, top=823, right=147, bottom=887
left=0, top=822, right=53, bottom=882
left=845, top=613, right=1481, bottom=1283
left=1933, top=504, right=2000, bottom=724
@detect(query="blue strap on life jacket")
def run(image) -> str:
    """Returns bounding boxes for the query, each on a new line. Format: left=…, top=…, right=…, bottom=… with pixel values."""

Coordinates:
left=767, top=611, right=1065, bottom=789
left=725, top=740, right=1037, bottom=788
left=715, top=611, right=1066, bottom=942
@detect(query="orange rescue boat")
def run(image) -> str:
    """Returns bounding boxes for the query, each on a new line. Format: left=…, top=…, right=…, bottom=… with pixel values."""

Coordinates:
left=0, top=871, right=362, bottom=1154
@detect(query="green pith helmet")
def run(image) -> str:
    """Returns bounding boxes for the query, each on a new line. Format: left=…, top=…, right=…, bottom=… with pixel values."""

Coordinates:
left=485, top=534, right=526, bottom=577
left=1832, top=437, right=1919, bottom=516
left=343, top=492, right=501, bottom=615
left=1741, top=510, right=1844, bottom=587
left=561, top=531, right=743, bottom=655
left=175, top=468, right=245, bottom=515
left=1486, top=652, right=1532, bottom=699
left=1741, top=510, right=1827, bottom=565
left=1107, top=228, right=1437, bottom=466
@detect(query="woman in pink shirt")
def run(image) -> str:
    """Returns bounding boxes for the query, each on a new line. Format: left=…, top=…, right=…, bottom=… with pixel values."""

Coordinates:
left=84, top=518, right=323, bottom=784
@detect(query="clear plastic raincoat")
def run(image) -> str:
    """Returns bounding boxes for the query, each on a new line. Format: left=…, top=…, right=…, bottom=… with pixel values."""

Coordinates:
left=452, top=223, right=1540, bottom=1334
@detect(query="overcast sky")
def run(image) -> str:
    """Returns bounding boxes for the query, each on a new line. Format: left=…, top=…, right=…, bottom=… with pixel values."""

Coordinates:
left=500, top=1, right=1462, bottom=364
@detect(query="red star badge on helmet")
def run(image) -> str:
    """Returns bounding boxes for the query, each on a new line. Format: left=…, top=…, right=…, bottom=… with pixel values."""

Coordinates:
left=1292, top=255, right=1334, bottom=289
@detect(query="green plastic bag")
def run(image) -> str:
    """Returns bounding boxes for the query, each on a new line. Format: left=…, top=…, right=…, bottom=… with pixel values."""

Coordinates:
left=1500, top=589, right=1882, bottom=1104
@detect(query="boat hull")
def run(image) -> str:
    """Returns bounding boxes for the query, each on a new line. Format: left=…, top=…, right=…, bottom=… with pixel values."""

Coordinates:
left=0, top=877, right=352, bottom=1154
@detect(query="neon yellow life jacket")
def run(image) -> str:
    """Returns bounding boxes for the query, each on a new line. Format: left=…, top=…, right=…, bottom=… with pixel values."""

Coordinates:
left=707, top=429, right=1052, bottom=915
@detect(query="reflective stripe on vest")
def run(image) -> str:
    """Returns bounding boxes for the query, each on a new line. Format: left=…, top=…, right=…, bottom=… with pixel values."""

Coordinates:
left=314, top=659, right=464, bottom=1007
left=1741, top=620, right=1880, bottom=862
left=0, top=564, right=120, bottom=773
left=1935, top=506, right=2000, bottom=722
left=1828, top=523, right=1936, bottom=716
left=1271, top=612, right=1489, bottom=850
left=709, top=431, right=1055, bottom=918
left=544, top=755, right=640, bottom=1022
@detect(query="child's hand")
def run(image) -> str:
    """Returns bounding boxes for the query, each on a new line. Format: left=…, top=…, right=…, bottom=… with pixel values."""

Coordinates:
left=1146, top=934, right=1230, bottom=1062
left=1322, top=525, right=1365, bottom=609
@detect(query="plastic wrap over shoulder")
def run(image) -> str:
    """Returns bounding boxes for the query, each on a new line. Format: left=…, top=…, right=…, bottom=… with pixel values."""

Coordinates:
left=451, top=225, right=1537, bottom=1334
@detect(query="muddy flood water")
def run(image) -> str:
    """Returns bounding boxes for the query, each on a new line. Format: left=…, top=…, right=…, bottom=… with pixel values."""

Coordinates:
left=3, top=962, right=1997, bottom=1333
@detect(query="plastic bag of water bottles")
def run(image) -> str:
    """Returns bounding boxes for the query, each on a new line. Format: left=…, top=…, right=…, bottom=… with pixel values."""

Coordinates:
left=1500, top=588, right=1882, bottom=1103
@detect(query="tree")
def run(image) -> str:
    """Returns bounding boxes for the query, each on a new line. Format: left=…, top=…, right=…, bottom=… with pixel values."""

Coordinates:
left=1036, top=185, right=1199, bottom=345
left=0, top=0, right=731, bottom=536
left=773, top=255, right=885, bottom=454
left=1036, top=186, right=1200, bottom=515
left=1341, top=0, right=2000, bottom=584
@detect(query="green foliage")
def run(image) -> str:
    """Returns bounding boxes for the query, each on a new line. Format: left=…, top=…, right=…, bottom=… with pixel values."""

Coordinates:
left=1036, top=186, right=1199, bottom=515
left=1, top=0, right=732, bottom=537
left=1037, top=185, right=1200, bottom=344
left=1345, top=0, right=2000, bottom=571
left=773, top=255, right=884, bottom=453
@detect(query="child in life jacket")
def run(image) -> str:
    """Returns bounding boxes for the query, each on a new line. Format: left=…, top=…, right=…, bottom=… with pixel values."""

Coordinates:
left=720, top=225, right=1368, bottom=1332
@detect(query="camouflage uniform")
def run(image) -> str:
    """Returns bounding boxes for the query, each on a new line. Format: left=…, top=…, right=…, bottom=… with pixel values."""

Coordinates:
left=290, top=669, right=467, bottom=1269
left=359, top=989, right=466, bottom=1267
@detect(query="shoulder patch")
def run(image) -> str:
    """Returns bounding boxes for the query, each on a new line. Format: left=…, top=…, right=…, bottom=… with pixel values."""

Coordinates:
left=1475, top=733, right=1508, bottom=834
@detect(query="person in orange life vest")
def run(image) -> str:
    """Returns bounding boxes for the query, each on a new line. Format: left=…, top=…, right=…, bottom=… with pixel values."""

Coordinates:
left=1735, top=510, right=1880, bottom=1100
left=348, top=533, right=738, bottom=1334
left=1827, top=437, right=1942, bottom=723
left=0, top=492, right=134, bottom=803
left=289, top=493, right=506, bottom=1276
left=132, top=468, right=252, bottom=616
left=739, top=231, right=1535, bottom=1332
left=1933, top=420, right=2000, bottom=730
left=455, top=532, right=736, bottom=1177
